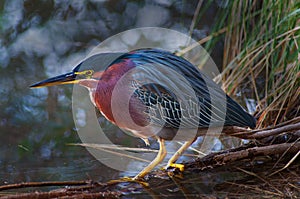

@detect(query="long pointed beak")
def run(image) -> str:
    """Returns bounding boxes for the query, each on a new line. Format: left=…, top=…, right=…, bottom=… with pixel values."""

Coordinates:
left=30, top=71, right=79, bottom=88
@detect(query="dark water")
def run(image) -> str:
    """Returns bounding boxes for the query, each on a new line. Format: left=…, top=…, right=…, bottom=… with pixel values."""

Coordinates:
left=0, top=0, right=248, bottom=197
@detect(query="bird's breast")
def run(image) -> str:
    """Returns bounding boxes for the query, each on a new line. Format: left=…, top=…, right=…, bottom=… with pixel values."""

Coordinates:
left=95, top=83, right=154, bottom=135
left=93, top=61, right=155, bottom=137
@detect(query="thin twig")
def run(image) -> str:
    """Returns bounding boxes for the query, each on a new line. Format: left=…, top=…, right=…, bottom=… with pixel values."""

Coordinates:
left=0, top=181, right=92, bottom=191
left=269, top=150, right=300, bottom=177
left=235, top=167, right=283, bottom=196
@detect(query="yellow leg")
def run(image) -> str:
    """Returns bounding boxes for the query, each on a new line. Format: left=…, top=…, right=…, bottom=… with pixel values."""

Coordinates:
left=107, top=137, right=166, bottom=187
left=165, top=138, right=196, bottom=171
left=134, top=137, right=167, bottom=180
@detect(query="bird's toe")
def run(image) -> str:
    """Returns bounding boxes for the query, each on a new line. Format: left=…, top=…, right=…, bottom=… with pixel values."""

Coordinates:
left=165, top=163, right=185, bottom=172
left=107, top=176, right=149, bottom=187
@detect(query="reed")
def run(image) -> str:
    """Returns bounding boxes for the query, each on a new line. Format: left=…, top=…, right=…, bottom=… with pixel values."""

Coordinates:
left=200, top=0, right=300, bottom=127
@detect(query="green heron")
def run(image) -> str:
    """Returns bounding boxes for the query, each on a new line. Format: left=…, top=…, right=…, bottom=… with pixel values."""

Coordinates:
left=31, top=48, right=256, bottom=182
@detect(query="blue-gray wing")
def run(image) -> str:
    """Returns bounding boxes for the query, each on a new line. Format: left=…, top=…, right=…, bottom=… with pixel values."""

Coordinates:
left=113, top=49, right=256, bottom=129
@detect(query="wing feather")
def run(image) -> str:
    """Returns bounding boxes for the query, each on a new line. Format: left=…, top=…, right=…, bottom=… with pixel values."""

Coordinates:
left=113, top=49, right=256, bottom=129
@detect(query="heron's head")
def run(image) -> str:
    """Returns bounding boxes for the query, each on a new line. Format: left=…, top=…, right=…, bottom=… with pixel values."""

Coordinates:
left=30, top=53, right=125, bottom=90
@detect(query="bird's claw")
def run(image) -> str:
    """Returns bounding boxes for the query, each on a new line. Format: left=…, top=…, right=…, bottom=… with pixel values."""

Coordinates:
left=162, top=163, right=185, bottom=179
left=107, top=176, right=149, bottom=187
left=165, top=163, right=185, bottom=172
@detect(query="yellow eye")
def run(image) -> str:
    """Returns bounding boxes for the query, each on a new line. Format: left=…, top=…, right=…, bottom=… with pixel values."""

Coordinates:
left=75, top=70, right=94, bottom=78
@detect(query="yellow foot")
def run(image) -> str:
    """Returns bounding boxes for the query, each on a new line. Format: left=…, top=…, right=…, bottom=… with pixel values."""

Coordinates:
left=107, top=177, right=149, bottom=187
left=165, top=163, right=185, bottom=172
